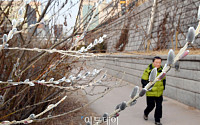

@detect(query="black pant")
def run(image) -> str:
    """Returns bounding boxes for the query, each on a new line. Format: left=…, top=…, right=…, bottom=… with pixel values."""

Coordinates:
left=144, top=96, right=163, bottom=122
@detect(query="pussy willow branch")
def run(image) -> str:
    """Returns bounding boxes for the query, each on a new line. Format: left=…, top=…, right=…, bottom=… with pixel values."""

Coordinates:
left=0, top=68, right=104, bottom=92
left=0, top=95, right=61, bottom=120
left=30, top=72, right=126, bottom=123
left=93, top=30, right=200, bottom=125
left=0, top=95, right=67, bottom=125
left=5, top=47, right=95, bottom=57
left=0, top=70, right=120, bottom=124
left=15, top=0, right=104, bottom=78
left=19, top=7, right=95, bottom=77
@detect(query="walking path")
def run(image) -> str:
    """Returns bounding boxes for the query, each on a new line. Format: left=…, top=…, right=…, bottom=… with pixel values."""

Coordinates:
left=85, top=76, right=200, bottom=125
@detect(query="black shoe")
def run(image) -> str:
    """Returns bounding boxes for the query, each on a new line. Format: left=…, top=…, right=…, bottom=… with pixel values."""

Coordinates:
left=155, top=122, right=162, bottom=125
left=143, top=114, right=148, bottom=120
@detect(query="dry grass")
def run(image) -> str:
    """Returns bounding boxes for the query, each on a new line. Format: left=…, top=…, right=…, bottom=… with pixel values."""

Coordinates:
left=31, top=90, right=99, bottom=125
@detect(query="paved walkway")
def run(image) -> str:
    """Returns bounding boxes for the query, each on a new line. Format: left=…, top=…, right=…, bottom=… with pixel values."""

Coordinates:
left=85, top=76, right=200, bottom=125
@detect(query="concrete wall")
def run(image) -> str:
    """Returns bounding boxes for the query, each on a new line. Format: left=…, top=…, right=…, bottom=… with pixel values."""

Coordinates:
left=85, top=54, right=200, bottom=110
left=86, top=0, right=200, bottom=52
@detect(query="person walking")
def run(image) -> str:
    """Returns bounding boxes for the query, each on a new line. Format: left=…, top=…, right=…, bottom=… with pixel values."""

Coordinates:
left=141, top=56, right=166, bottom=125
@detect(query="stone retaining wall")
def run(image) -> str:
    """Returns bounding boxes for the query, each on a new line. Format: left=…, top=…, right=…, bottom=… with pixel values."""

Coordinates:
left=85, top=54, right=200, bottom=109
left=86, top=0, right=200, bottom=52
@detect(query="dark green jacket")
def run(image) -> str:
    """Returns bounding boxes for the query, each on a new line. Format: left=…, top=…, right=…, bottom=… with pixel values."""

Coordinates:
left=141, top=64, right=166, bottom=97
